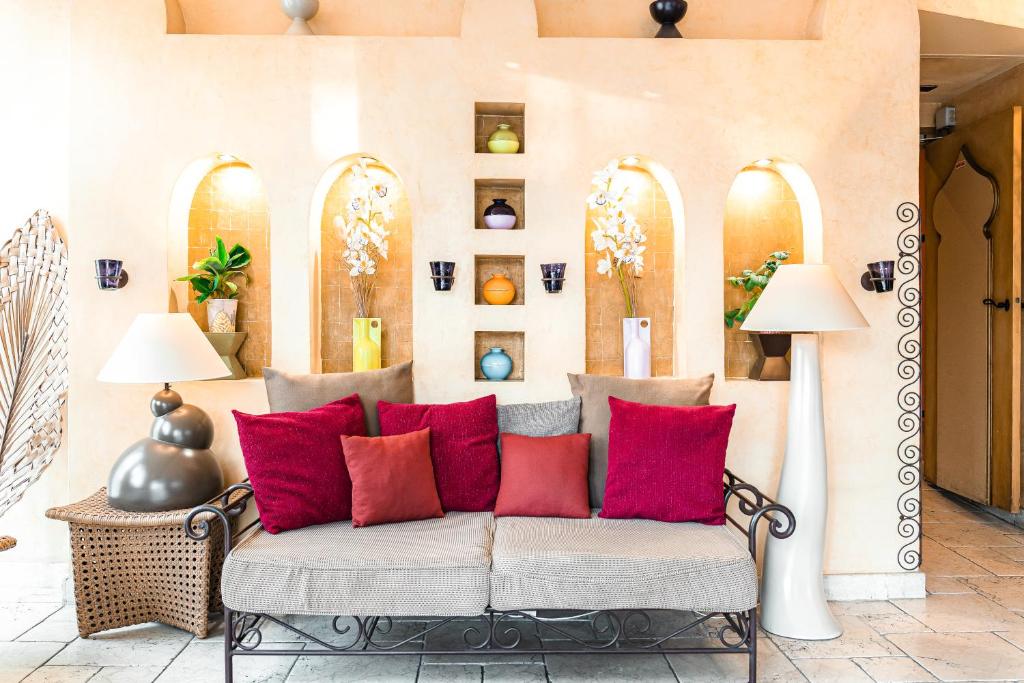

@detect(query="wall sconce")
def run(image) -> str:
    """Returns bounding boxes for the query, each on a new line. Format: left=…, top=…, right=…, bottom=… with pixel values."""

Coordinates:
left=95, top=259, right=128, bottom=290
left=860, top=260, right=895, bottom=293
left=429, top=261, right=455, bottom=291
left=541, top=263, right=566, bottom=293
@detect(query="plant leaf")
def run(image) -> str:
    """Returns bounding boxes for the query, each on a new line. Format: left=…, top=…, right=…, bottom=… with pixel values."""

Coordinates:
left=215, top=236, right=228, bottom=265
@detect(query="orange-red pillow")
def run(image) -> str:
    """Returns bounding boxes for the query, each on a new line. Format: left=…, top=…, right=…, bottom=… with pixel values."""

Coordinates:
left=494, top=433, right=591, bottom=518
left=341, top=428, right=444, bottom=527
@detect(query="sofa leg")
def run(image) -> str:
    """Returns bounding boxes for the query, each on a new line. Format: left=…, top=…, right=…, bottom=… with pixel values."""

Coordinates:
left=748, top=607, right=758, bottom=683
left=224, top=607, right=234, bottom=683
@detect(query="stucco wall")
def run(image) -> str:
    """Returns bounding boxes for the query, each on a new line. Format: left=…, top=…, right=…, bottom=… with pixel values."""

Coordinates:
left=0, top=0, right=921, bottom=587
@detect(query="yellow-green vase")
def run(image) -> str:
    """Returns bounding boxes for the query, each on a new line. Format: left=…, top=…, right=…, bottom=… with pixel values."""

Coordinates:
left=352, top=318, right=381, bottom=372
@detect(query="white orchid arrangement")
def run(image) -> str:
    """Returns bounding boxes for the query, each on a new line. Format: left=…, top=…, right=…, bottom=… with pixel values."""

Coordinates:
left=334, top=158, right=395, bottom=318
left=588, top=160, right=647, bottom=318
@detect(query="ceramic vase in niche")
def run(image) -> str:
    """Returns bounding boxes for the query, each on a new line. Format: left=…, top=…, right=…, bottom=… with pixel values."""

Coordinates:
left=749, top=333, right=791, bottom=381
left=281, top=0, right=319, bottom=34
left=480, top=347, right=513, bottom=381
left=623, top=318, right=652, bottom=379
left=482, top=273, right=516, bottom=305
left=430, top=261, right=455, bottom=291
left=541, top=263, right=566, bottom=293
left=487, top=123, right=520, bottom=154
left=650, top=0, right=687, bottom=38
left=207, top=299, right=238, bottom=333
left=483, top=199, right=517, bottom=230
left=353, top=318, right=382, bottom=372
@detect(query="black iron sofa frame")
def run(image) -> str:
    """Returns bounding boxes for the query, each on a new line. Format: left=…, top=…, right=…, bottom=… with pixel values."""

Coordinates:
left=185, top=469, right=794, bottom=683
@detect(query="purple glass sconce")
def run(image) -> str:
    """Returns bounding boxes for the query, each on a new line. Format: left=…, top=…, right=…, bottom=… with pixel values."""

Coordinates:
left=95, top=259, right=129, bottom=290
left=861, top=260, right=894, bottom=293
left=430, top=261, right=455, bottom=291
left=541, top=263, right=566, bottom=293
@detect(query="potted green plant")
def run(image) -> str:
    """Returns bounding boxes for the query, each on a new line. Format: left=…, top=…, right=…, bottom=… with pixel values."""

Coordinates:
left=176, top=236, right=252, bottom=334
left=725, top=250, right=791, bottom=381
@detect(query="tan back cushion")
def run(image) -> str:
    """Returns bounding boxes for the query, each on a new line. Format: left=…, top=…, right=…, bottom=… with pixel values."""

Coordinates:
left=263, top=362, right=414, bottom=436
left=567, top=373, right=715, bottom=507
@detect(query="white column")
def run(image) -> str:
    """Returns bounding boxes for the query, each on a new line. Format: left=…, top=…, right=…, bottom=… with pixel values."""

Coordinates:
left=760, top=333, right=842, bottom=640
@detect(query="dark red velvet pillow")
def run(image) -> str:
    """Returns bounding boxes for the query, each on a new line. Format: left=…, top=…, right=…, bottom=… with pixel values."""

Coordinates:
left=233, top=395, right=366, bottom=534
left=494, top=433, right=591, bottom=518
left=378, top=395, right=499, bottom=512
left=599, top=396, right=736, bottom=525
left=341, top=428, right=444, bottom=527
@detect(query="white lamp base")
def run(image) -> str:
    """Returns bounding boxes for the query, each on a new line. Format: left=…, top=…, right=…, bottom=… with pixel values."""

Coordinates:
left=760, top=333, right=842, bottom=640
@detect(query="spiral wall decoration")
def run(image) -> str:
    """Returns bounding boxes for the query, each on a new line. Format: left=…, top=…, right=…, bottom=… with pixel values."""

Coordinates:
left=896, top=202, right=922, bottom=571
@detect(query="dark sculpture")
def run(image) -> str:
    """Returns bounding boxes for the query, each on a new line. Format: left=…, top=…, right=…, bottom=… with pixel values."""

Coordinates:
left=107, top=384, right=223, bottom=512
left=650, top=0, right=687, bottom=38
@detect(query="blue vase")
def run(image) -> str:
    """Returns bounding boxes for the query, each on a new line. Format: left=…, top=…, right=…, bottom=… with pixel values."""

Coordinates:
left=480, top=347, right=513, bottom=381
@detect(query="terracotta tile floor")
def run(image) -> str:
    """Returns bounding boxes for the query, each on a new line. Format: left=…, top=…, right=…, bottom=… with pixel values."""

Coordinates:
left=5, top=484, right=1024, bottom=682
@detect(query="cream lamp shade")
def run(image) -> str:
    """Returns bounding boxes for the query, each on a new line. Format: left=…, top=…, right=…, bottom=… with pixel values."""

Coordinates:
left=98, top=313, right=229, bottom=383
left=741, top=264, right=869, bottom=333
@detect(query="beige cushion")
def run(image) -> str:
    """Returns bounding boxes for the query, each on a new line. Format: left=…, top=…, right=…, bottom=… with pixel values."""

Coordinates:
left=263, top=362, right=413, bottom=436
left=567, top=373, right=714, bottom=506
left=490, top=514, right=757, bottom=613
left=222, top=512, right=493, bottom=617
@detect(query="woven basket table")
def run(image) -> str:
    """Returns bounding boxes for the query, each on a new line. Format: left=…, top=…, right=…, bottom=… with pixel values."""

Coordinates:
left=46, top=488, right=232, bottom=639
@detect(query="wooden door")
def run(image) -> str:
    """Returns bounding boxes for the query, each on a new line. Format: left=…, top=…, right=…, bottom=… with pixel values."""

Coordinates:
left=924, top=107, right=1021, bottom=512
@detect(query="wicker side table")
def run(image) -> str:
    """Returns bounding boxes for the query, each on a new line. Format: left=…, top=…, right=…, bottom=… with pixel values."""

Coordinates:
left=46, top=488, right=230, bottom=638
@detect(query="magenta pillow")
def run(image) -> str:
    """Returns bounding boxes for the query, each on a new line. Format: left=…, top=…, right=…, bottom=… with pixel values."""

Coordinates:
left=378, top=395, right=499, bottom=512
left=233, top=394, right=367, bottom=534
left=599, top=396, right=736, bottom=525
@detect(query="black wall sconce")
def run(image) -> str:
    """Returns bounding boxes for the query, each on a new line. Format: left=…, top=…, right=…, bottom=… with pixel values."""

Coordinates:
left=541, top=263, right=566, bottom=293
left=861, top=260, right=895, bottom=293
left=95, top=259, right=128, bottom=290
left=430, top=261, right=455, bottom=291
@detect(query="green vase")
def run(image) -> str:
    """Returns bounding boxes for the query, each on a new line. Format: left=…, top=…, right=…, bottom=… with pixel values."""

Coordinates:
left=487, top=123, right=520, bottom=154
left=352, top=318, right=381, bottom=372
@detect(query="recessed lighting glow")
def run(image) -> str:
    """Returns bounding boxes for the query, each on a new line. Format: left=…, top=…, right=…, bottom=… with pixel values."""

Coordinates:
left=754, top=158, right=773, bottom=167
left=505, top=61, right=521, bottom=70
left=217, top=154, right=236, bottom=163
left=622, top=156, right=640, bottom=167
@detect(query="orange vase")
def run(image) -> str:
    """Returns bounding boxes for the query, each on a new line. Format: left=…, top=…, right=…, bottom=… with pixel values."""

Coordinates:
left=482, top=273, right=516, bottom=305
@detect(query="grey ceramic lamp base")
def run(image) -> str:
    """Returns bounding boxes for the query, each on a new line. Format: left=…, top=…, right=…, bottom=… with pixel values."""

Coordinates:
left=107, top=385, right=224, bottom=512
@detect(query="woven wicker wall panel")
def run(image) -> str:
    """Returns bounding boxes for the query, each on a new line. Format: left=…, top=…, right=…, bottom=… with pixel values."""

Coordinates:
left=0, top=210, right=70, bottom=543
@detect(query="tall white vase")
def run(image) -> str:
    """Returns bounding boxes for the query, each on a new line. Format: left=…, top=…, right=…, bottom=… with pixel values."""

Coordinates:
left=760, top=333, right=842, bottom=640
left=281, top=0, right=319, bottom=35
left=622, top=318, right=651, bottom=379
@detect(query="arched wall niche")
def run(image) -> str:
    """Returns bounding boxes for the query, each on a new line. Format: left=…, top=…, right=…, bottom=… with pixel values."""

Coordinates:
left=585, top=155, right=684, bottom=377
left=166, top=0, right=465, bottom=36
left=535, top=0, right=826, bottom=39
left=167, top=154, right=272, bottom=378
left=722, top=157, right=823, bottom=379
left=312, top=154, right=413, bottom=374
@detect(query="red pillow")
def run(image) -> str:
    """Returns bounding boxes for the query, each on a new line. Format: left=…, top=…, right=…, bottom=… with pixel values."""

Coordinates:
left=599, top=397, right=736, bottom=525
left=494, top=433, right=591, bottom=518
left=341, top=428, right=444, bottom=527
left=378, top=395, right=499, bottom=512
left=233, top=395, right=366, bottom=534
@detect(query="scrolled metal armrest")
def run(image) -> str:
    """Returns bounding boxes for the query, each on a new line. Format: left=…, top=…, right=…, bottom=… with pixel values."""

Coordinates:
left=722, top=469, right=795, bottom=557
left=183, top=481, right=256, bottom=555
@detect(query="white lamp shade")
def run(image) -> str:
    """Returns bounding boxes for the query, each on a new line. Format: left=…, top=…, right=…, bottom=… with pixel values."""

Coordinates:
left=741, top=264, right=869, bottom=333
left=98, top=313, right=230, bottom=383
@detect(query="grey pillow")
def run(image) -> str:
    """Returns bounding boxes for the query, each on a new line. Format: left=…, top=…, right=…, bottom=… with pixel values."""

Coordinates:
left=567, top=373, right=715, bottom=507
left=497, top=397, right=581, bottom=438
left=262, top=362, right=414, bottom=436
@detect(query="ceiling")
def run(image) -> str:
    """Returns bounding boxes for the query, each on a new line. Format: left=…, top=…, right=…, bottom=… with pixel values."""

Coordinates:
left=920, top=10, right=1024, bottom=104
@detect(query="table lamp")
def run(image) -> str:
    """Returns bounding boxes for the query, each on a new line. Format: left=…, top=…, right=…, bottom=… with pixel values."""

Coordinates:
left=742, top=264, right=868, bottom=640
left=98, top=313, right=229, bottom=512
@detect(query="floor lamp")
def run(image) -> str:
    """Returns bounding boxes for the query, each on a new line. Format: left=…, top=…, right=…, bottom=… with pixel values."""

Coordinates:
left=741, top=264, right=868, bottom=640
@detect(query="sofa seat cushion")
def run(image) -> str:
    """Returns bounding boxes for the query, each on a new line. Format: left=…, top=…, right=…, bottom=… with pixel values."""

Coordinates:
left=490, top=514, right=757, bottom=613
left=222, top=512, right=493, bottom=617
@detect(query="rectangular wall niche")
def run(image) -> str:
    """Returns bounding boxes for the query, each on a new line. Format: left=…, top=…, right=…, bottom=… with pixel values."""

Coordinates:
left=474, top=331, right=525, bottom=382
left=475, top=102, right=525, bottom=154
left=475, top=255, right=525, bottom=305
left=475, top=179, right=525, bottom=230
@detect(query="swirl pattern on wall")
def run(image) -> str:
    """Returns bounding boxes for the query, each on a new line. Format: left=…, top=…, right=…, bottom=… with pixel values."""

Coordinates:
left=896, top=202, right=922, bottom=571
